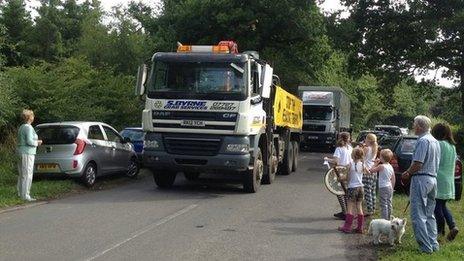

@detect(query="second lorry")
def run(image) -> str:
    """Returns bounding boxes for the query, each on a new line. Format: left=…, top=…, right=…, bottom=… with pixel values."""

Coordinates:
left=298, top=86, right=350, bottom=151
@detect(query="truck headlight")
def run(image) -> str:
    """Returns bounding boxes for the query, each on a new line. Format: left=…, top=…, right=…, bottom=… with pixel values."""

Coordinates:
left=144, top=140, right=160, bottom=149
left=226, top=144, right=249, bottom=153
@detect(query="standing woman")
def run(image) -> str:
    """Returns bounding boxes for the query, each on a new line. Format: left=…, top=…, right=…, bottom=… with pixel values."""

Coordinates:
left=432, top=123, right=459, bottom=241
left=17, top=109, right=42, bottom=201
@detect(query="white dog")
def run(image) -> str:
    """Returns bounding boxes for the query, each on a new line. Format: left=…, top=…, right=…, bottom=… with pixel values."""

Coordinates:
left=368, top=217, right=407, bottom=246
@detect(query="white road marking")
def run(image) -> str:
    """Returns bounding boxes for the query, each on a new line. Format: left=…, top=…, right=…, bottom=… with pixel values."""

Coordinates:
left=84, top=204, right=198, bottom=261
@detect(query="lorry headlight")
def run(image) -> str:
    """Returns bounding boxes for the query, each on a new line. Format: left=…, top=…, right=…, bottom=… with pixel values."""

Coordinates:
left=144, top=140, right=160, bottom=149
left=226, top=144, right=249, bottom=153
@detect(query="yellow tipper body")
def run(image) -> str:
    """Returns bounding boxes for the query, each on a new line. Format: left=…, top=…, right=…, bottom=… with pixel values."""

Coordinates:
left=273, top=86, right=303, bottom=130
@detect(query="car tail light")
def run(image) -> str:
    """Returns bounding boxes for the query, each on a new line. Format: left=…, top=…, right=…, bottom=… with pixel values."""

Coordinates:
left=74, top=139, right=87, bottom=155
left=73, top=160, right=78, bottom=169
left=391, top=154, right=400, bottom=172
left=455, top=160, right=462, bottom=178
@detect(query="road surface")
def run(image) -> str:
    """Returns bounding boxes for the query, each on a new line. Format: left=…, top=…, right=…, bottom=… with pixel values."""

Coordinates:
left=0, top=152, right=375, bottom=261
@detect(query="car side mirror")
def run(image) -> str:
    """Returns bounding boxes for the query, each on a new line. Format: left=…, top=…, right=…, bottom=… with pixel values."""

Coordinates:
left=135, top=64, right=147, bottom=96
left=260, top=64, right=273, bottom=98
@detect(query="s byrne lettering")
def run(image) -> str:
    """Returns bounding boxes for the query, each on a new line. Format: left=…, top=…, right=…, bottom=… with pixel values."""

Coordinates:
left=164, top=100, right=208, bottom=110
left=162, top=100, right=237, bottom=111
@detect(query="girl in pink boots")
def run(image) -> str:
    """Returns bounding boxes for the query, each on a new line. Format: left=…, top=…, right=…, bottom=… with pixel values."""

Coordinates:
left=338, top=147, right=366, bottom=233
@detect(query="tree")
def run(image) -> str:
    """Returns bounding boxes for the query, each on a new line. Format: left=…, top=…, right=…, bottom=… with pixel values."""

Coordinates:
left=129, top=0, right=333, bottom=90
left=338, top=0, right=464, bottom=114
left=29, top=0, right=64, bottom=61
left=0, top=0, right=33, bottom=66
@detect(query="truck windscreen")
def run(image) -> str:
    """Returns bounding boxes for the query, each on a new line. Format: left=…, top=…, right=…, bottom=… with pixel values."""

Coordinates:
left=303, top=105, right=333, bottom=121
left=147, top=61, right=246, bottom=100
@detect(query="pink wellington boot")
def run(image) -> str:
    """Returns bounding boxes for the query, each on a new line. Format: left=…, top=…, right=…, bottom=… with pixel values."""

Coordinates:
left=338, top=214, right=353, bottom=233
left=355, top=214, right=364, bottom=233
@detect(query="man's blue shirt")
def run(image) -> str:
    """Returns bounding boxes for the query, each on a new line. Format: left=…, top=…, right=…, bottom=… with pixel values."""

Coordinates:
left=412, top=132, right=440, bottom=177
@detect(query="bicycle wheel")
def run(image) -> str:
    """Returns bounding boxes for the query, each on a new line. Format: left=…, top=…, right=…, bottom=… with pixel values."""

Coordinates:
left=324, top=166, right=348, bottom=196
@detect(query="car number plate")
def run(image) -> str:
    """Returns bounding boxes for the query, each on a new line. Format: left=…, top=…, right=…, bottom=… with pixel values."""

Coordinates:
left=181, top=120, right=205, bottom=127
left=37, top=163, right=59, bottom=171
left=307, top=136, right=318, bottom=140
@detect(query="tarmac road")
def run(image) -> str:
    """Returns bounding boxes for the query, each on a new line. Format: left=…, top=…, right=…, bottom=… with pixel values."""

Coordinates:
left=0, top=152, right=375, bottom=261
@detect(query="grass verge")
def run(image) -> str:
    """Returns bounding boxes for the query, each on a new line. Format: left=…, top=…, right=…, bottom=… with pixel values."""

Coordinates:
left=377, top=194, right=464, bottom=260
left=0, top=144, right=76, bottom=208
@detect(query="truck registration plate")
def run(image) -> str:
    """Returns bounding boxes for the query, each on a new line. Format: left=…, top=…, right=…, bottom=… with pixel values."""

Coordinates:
left=307, top=136, right=318, bottom=140
left=181, top=120, right=205, bottom=127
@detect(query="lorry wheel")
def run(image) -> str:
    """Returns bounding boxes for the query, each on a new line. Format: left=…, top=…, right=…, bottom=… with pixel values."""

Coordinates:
left=184, top=172, right=200, bottom=181
left=262, top=143, right=277, bottom=184
left=278, top=141, right=293, bottom=175
left=243, top=147, right=263, bottom=193
left=153, top=170, right=176, bottom=188
left=292, top=141, right=299, bottom=172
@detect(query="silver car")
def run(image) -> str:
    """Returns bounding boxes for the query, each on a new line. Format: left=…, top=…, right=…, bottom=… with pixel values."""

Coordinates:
left=34, top=122, right=139, bottom=187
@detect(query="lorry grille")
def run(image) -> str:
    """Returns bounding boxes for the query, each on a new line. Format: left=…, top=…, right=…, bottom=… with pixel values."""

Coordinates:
left=303, top=124, right=325, bottom=132
left=164, top=136, right=221, bottom=156
left=153, top=111, right=237, bottom=131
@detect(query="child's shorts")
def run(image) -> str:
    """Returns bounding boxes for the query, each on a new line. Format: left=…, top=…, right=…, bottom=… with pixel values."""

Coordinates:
left=346, top=187, right=364, bottom=202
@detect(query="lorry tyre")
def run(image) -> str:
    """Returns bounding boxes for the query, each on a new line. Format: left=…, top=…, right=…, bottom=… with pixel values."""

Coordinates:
left=279, top=141, right=293, bottom=175
left=262, top=142, right=277, bottom=184
left=184, top=172, right=200, bottom=181
left=243, top=147, right=263, bottom=193
left=292, top=141, right=299, bottom=172
left=153, top=170, right=176, bottom=188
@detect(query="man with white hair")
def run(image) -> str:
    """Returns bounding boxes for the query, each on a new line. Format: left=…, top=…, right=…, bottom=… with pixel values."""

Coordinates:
left=402, top=115, right=441, bottom=253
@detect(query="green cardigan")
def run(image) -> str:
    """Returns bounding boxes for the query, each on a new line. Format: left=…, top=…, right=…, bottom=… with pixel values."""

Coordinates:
left=17, top=124, right=39, bottom=155
left=436, top=140, right=457, bottom=200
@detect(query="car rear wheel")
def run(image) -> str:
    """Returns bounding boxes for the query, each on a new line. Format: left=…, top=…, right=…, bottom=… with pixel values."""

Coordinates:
left=81, top=163, right=97, bottom=188
left=126, top=157, right=139, bottom=179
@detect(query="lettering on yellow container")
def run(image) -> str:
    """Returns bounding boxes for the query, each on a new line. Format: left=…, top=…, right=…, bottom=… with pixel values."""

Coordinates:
left=273, top=86, right=303, bottom=130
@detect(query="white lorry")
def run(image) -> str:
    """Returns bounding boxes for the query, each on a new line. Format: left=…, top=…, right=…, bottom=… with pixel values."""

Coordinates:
left=135, top=41, right=302, bottom=193
left=298, top=86, right=351, bottom=151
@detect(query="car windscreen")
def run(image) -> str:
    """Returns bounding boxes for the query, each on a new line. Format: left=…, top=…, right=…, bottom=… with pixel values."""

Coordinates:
left=36, top=126, right=80, bottom=145
left=120, top=130, right=144, bottom=141
left=379, top=136, right=398, bottom=150
left=399, top=138, right=417, bottom=154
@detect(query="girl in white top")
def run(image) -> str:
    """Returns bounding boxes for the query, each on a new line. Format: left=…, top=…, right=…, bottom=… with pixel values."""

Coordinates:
left=324, top=132, right=352, bottom=219
left=339, top=147, right=367, bottom=233
left=370, top=149, right=395, bottom=220
left=362, top=133, right=378, bottom=216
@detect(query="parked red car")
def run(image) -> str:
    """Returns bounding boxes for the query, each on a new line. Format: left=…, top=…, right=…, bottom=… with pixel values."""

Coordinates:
left=378, top=135, right=462, bottom=200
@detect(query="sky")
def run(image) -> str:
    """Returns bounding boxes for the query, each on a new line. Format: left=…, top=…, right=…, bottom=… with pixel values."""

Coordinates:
left=26, top=0, right=455, bottom=88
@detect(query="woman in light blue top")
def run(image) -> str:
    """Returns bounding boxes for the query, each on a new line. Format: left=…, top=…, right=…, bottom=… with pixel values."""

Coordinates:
left=17, top=109, right=42, bottom=201
left=432, top=123, right=459, bottom=241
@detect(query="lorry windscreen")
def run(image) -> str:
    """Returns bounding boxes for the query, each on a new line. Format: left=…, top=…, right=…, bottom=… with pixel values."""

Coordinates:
left=147, top=61, right=246, bottom=100
left=303, top=105, right=333, bottom=121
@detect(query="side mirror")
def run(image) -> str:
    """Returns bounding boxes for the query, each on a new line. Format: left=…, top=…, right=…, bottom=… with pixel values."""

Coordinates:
left=135, top=64, right=147, bottom=96
left=261, top=64, right=273, bottom=98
